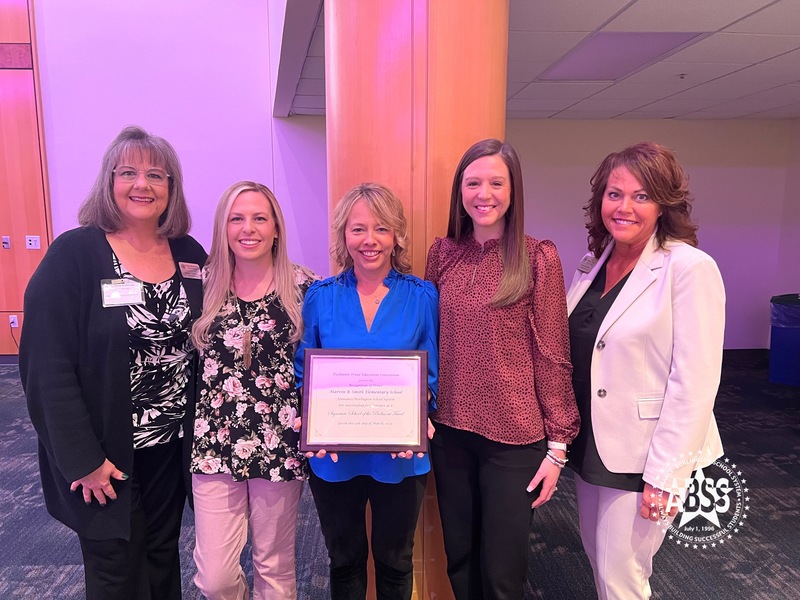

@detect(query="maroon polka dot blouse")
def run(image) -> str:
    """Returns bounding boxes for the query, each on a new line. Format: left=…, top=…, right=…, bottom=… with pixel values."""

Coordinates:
left=425, top=235, right=580, bottom=445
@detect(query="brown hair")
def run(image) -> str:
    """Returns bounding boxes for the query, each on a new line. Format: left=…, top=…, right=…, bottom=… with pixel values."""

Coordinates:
left=78, top=125, right=190, bottom=237
left=447, top=138, right=529, bottom=307
left=330, top=183, right=411, bottom=274
left=585, top=141, right=697, bottom=257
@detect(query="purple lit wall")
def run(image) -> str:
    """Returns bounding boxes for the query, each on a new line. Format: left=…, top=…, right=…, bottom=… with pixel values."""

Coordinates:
left=508, top=119, right=800, bottom=349
left=32, top=0, right=331, bottom=277
left=29, top=2, right=800, bottom=348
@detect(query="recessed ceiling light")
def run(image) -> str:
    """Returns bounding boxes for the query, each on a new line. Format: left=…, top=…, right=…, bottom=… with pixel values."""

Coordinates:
left=538, top=32, right=704, bottom=82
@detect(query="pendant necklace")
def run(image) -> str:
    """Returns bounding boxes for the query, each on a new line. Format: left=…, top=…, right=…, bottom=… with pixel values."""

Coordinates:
left=235, top=297, right=253, bottom=370
left=233, top=272, right=274, bottom=371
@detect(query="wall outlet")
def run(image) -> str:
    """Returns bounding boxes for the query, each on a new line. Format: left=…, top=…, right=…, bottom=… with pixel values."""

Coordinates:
left=25, top=235, right=41, bottom=249
left=1, top=236, right=9, bottom=249
left=9, top=315, right=19, bottom=328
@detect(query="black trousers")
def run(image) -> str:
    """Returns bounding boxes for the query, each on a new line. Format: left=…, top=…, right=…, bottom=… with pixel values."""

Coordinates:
left=430, top=422, right=546, bottom=600
left=309, top=471, right=427, bottom=600
left=78, top=438, right=186, bottom=600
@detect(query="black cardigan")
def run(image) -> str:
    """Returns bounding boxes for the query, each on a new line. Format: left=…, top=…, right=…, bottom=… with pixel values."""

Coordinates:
left=19, top=226, right=207, bottom=540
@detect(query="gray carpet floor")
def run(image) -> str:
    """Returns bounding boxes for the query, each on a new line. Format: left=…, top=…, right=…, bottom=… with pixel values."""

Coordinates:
left=1, top=350, right=798, bottom=599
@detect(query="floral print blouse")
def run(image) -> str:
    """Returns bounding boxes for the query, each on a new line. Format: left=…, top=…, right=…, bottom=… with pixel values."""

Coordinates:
left=191, top=266, right=314, bottom=482
left=113, top=253, right=193, bottom=450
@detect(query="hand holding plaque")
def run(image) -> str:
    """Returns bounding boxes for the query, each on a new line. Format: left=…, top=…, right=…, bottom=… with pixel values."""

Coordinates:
left=300, top=349, right=428, bottom=453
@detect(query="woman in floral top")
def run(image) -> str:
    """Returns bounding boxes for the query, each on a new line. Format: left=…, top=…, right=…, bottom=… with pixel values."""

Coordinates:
left=190, top=181, right=315, bottom=600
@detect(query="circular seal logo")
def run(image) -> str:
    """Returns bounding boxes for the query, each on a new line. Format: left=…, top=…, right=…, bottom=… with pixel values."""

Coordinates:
left=654, top=452, right=749, bottom=550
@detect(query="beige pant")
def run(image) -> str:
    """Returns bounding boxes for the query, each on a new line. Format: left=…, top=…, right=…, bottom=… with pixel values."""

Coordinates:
left=574, top=473, right=671, bottom=600
left=192, top=474, right=303, bottom=600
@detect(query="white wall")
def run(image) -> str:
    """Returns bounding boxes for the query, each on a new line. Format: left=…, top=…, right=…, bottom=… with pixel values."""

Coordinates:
left=31, top=1, right=798, bottom=348
left=777, top=121, right=800, bottom=296
left=507, top=119, right=799, bottom=349
left=33, top=0, right=330, bottom=277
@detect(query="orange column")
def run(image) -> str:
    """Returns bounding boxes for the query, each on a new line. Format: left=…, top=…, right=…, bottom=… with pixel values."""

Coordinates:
left=325, top=1, right=508, bottom=597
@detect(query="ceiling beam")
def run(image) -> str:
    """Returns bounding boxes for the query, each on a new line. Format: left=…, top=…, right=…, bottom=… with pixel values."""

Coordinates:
left=273, top=0, right=323, bottom=117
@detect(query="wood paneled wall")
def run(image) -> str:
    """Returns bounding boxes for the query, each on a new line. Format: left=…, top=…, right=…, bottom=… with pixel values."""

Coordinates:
left=0, top=0, right=50, bottom=355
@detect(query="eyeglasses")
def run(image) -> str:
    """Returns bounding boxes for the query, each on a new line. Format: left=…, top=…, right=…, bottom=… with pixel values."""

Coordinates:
left=113, top=166, right=171, bottom=186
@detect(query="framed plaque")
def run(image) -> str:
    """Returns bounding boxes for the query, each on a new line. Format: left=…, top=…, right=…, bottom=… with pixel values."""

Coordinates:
left=300, top=349, right=428, bottom=452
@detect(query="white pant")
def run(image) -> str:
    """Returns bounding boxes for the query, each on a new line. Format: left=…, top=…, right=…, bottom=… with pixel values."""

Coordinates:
left=192, top=474, right=303, bottom=600
left=574, top=473, right=671, bottom=600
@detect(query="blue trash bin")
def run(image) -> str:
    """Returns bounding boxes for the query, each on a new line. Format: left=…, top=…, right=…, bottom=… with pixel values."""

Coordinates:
left=769, top=293, right=800, bottom=386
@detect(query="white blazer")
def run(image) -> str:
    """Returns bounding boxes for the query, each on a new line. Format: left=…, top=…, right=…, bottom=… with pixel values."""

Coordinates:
left=566, top=235, right=725, bottom=488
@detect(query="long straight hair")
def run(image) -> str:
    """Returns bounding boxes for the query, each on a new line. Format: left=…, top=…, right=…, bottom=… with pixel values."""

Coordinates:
left=192, top=181, right=306, bottom=350
left=447, top=139, right=530, bottom=306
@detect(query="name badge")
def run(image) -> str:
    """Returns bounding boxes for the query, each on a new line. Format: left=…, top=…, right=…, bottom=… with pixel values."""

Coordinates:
left=179, top=262, right=202, bottom=279
left=101, top=278, right=145, bottom=307
left=578, top=255, right=598, bottom=274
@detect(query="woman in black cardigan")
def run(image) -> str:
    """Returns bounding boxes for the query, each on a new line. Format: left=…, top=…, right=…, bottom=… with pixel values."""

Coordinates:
left=20, top=126, right=207, bottom=600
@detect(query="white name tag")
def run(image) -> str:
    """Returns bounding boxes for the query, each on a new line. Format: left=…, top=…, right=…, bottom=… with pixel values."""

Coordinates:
left=101, top=278, right=145, bottom=307
left=578, top=255, right=597, bottom=274
left=179, top=262, right=202, bottom=279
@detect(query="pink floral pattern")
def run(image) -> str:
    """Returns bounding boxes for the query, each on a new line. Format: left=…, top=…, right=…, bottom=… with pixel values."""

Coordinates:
left=190, top=266, right=314, bottom=481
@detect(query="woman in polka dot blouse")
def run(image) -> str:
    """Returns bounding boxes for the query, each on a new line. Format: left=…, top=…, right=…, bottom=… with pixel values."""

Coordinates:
left=425, top=138, right=580, bottom=600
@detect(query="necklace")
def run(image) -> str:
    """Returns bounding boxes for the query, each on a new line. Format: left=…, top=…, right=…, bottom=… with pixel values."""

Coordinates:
left=359, top=287, right=387, bottom=305
left=231, top=272, right=274, bottom=371
left=235, top=297, right=253, bottom=370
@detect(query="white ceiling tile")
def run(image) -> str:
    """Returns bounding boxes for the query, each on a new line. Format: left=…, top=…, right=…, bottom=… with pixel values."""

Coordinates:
left=508, top=31, right=588, bottom=62
left=680, top=107, right=759, bottom=118
left=292, top=95, right=326, bottom=109
left=622, top=110, right=688, bottom=119
left=506, top=110, right=560, bottom=119
left=300, top=56, right=324, bottom=79
left=507, top=97, right=580, bottom=111
left=759, top=46, right=800, bottom=66
left=590, top=81, right=694, bottom=100
left=566, top=96, right=656, bottom=112
left=308, top=26, right=324, bottom=57
left=282, top=0, right=800, bottom=120
left=673, top=112, right=743, bottom=119
left=509, top=0, right=631, bottom=32
left=296, top=78, right=324, bottom=96
left=623, top=61, right=747, bottom=84
left=707, top=83, right=800, bottom=112
left=507, top=60, right=550, bottom=82
left=670, top=62, right=800, bottom=100
left=290, top=107, right=326, bottom=116
left=741, top=101, right=800, bottom=117
left=507, top=81, right=528, bottom=98
left=515, top=81, right=611, bottom=99
left=726, top=0, right=800, bottom=35
left=664, top=33, right=800, bottom=63
left=551, top=110, right=628, bottom=119
left=604, top=0, right=775, bottom=32
left=638, top=97, right=722, bottom=112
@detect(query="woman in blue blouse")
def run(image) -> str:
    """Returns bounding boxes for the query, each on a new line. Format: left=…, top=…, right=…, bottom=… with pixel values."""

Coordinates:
left=295, top=182, right=438, bottom=600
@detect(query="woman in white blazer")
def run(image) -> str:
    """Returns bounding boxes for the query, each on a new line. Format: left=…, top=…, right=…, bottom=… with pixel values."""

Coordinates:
left=565, top=142, right=725, bottom=600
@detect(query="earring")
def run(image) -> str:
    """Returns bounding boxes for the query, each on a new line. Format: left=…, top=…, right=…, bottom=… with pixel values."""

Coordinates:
left=392, top=248, right=396, bottom=257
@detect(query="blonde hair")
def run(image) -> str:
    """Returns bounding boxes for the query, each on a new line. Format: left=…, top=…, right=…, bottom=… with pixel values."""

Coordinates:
left=330, top=183, right=411, bottom=274
left=191, top=181, right=306, bottom=350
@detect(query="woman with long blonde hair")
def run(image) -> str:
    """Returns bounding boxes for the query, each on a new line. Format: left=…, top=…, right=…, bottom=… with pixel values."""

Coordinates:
left=190, top=181, right=315, bottom=600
